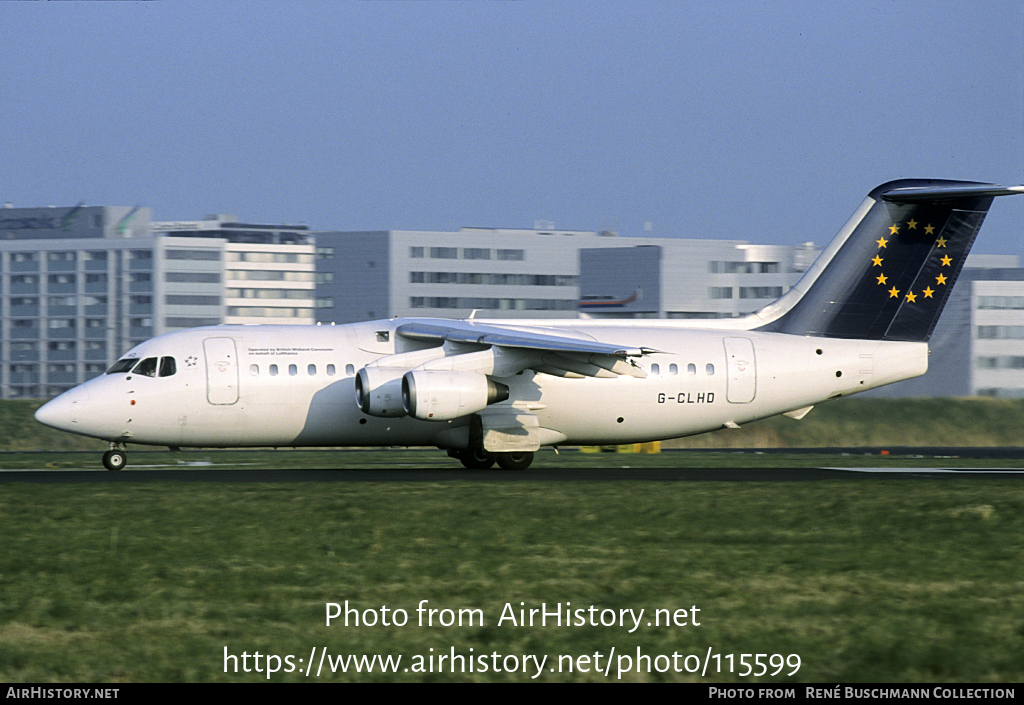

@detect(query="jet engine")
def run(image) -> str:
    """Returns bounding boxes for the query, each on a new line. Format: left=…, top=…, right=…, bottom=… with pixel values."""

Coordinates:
left=402, top=370, right=510, bottom=421
left=354, top=367, right=408, bottom=417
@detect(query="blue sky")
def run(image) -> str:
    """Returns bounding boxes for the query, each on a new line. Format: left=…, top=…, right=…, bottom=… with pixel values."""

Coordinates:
left=2, top=1, right=1022, bottom=254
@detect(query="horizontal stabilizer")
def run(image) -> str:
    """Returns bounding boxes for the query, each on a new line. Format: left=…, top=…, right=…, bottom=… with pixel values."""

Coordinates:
left=880, top=183, right=1024, bottom=203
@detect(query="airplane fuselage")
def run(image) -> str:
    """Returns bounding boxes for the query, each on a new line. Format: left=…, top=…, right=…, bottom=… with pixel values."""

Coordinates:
left=39, top=319, right=927, bottom=451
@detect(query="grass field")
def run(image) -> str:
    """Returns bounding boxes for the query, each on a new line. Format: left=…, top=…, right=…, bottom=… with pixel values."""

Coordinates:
left=3, top=398, right=1024, bottom=682
left=1, top=472, right=1022, bottom=682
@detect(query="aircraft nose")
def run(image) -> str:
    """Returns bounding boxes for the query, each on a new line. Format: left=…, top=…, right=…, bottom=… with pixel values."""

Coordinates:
left=35, top=387, right=90, bottom=432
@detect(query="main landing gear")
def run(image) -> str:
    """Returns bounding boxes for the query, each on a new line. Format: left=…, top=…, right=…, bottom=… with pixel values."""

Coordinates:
left=448, top=449, right=534, bottom=471
left=449, top=415, right=534, bottom=470
left=102, top=443, right=127, bottom=471
left=494, top=452, right=533, bottom=471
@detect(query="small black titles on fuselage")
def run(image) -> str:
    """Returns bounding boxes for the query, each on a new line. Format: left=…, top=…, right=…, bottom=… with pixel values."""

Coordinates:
left=657, top=392, right=714, bottom=404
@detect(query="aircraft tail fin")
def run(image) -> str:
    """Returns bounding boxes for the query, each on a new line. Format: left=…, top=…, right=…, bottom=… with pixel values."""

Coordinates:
left=755, top=179, right=1024, bottom=342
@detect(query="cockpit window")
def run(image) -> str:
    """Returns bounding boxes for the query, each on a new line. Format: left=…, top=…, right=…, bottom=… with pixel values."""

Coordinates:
left=132, top=357, right=158, bottom=378
left=159, top=357, right=177, bottom=377
left=107, top=356, right=177, bottom=377
left=107, top=358, right=138, bottom=374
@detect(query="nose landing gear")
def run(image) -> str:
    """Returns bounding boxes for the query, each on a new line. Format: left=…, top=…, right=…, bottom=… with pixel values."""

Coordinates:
left=102, top=444, right=127, bottom=471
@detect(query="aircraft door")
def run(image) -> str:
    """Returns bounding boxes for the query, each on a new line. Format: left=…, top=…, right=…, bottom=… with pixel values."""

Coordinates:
left=203, top=337, right=239, bottom=405
left=724, top=337, right=756, bottom=404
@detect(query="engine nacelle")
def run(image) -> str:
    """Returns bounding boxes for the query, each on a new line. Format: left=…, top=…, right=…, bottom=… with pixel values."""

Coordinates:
left=354, top=367, right=408, bottom=417
left=402, top=370, right=510, bottom=421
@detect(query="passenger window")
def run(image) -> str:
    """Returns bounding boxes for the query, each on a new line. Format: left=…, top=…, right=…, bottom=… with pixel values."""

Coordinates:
left=651, top=363, right=660, bottom=375
left=327, top=364, right=336, bottom=376
left=289, top=364, right=297, bottom=376
left=250, top=364, right=260, bottom=376
left=345, top=364, right=355, bottom=376
left=133, top=357, right=158, bottom=377
left=688, top=363, right=696, bottom=375
left=669, top=363, right=678, bottom=375
left=159, top=357, right=176, bottom=377
left=270, top=364, right=279, bottom=376
left=308, top=364, right=316, bottom=376
left=706, top=363, right=715, bottom=375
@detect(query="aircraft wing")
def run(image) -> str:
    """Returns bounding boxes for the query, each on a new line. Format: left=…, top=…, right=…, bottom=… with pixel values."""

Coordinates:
left=396, top=320, right=650, bottom=357
left=394, top=319, right=655, bottom=378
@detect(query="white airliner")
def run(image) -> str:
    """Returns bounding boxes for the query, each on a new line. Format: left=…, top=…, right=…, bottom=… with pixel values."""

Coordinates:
left=35, top=180, right=1024, bottom=470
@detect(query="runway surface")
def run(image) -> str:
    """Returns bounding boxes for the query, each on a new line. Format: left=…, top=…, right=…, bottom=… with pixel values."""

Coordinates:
left=3, top=466, right=1024, bottom=483
left=3, top=446, right=1024, bottom=483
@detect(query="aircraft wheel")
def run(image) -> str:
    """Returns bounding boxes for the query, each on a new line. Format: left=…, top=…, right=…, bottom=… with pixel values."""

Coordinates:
left=495, top=452, right=533, bottom=471
left=456, top=450, right=496, bottom=470
left=102, top=449, right=127, bottom=472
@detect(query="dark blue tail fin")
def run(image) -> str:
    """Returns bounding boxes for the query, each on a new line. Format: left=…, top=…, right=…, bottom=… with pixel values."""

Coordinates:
left=756, top=179, right=1024, bottom=342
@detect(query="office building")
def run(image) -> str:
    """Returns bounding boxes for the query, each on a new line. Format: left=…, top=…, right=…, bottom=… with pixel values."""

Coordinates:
left=1, top=204, right=314, bottom=399
left=6, top=203, right=1024, bottom=401
left=313, top=228, right=818, bottom=323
